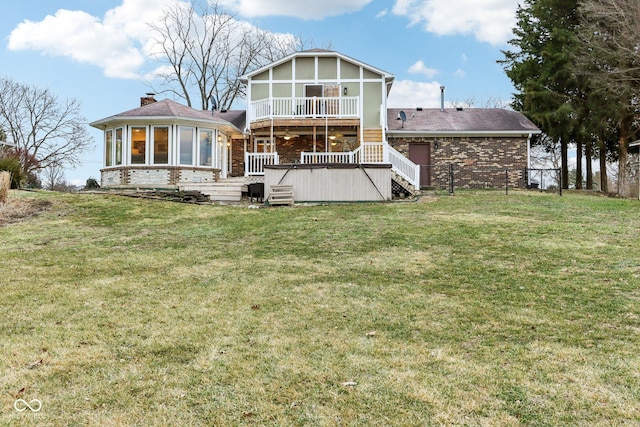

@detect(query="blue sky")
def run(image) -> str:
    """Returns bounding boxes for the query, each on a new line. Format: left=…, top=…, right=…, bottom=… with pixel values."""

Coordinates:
left=1, top=0, right=521, bottom=185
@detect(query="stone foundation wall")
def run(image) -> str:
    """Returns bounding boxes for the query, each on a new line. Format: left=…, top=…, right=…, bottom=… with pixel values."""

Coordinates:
left=101, top=166, right=220, bottom=187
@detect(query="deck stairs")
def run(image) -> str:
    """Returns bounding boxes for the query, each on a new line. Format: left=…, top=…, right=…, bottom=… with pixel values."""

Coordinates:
left=267, top=185, right=294, bottom=206
left=391, top=170, right=419, bottom=198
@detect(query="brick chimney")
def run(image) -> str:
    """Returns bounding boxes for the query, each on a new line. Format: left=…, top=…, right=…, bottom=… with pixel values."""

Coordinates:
left=140, top=93, right=157, bottom=107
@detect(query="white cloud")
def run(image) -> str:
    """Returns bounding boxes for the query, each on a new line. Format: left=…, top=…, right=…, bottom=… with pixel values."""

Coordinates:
left=376, top=8, right=389, bottom=18
left=407, top=60, right=438, bottom=78
left=387, top=79, right=443, bottom=108
left=7, top=0, right=175, bottom=79
left=219, top=0, right=373, bottom=19
left=6, top=0, right=299, bottom=80
left=453, top=68, right=465, bottom=78
left=391, top=0, right=519, bottom=45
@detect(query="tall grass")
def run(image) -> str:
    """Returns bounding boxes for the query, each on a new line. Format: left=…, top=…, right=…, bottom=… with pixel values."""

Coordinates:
left=0, top=171, right=10, bottom=204
left=1, top=190, right=639, bottom=426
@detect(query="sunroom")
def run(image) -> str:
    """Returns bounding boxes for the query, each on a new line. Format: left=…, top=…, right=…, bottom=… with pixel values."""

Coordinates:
left=90, top=97, right=242, bottom=188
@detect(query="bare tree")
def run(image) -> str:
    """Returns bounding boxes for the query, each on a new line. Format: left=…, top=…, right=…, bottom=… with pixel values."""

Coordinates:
left=578, top=0, right=640, bottom=196
left=149, top=0, right=300, bottom=110
left=42, top=162, right=66, bottom=191
left=0, top=77, right=93, bottom=180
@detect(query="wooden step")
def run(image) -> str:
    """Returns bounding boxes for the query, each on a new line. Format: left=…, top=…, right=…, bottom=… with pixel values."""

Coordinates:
left=180, top=182, right=243, bottom=201
left=267, top=185, right=294, bottom=206
left=362, top=128, right=383, bottom=143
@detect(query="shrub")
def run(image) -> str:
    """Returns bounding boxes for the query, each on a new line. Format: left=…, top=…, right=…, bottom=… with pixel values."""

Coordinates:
left=85, top=177, right=100, bottom=189
left=0, top=156, right=23, bottom=188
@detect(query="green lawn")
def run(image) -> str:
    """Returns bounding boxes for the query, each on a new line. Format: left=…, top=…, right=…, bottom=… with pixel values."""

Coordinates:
left=1, top=190, right=639, bottom=426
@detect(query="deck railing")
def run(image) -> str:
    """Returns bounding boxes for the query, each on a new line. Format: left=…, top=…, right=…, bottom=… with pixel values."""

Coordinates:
left=300, top=151, right=355, bottom=164
left=249, top=96, right=359, bottom=122
left=244, top=152, right=279, bottom=176
left=245, top=143, right=419, bottom=190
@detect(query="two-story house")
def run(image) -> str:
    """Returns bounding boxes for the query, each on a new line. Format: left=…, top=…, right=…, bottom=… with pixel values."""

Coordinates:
left=92, top=49, right=540, bottom=201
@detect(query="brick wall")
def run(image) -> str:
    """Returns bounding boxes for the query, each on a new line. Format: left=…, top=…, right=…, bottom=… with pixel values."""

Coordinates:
left=389, top=136, right=529, bottom=189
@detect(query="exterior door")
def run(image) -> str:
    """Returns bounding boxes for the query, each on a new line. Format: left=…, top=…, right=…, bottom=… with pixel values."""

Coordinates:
left=305, top=85, right=323, bottom=115
left=408, top=143, right=432, bottom=187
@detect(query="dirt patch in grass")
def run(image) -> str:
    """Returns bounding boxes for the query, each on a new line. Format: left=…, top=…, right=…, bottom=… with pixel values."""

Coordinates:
left=0, top=197, right=52, bottom=226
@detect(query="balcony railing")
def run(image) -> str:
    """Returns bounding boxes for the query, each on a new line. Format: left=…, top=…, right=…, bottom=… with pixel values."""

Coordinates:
left=249, top=97, right=359, bottom=122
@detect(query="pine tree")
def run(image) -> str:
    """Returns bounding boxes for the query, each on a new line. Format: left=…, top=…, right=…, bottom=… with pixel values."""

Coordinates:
left=500, top=0, right=583, bottom=189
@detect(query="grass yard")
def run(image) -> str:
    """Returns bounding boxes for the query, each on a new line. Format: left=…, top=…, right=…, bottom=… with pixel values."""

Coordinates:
left=1, top=190, right=639, bottom=426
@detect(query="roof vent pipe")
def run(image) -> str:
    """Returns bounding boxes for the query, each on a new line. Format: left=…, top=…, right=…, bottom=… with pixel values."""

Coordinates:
left=440, top=86, right=445, bottom=112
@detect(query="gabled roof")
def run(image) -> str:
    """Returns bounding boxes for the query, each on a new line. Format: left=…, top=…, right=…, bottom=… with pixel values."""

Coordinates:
left=387, top=108, right=541, bottom=136
left=240, top=49, right=394, bottom=84
left=90, top=99, right=237, bottom=131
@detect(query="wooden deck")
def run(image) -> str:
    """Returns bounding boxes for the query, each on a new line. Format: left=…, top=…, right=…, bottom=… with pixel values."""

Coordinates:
left=250, top=118, right=360, bottom=132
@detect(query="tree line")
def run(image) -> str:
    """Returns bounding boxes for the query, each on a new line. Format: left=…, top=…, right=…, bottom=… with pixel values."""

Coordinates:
left=501, top=0, right=640, bottom=195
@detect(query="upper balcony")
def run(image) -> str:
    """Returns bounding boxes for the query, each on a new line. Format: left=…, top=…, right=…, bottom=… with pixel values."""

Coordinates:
left=249, top=96, right=360, bottom=124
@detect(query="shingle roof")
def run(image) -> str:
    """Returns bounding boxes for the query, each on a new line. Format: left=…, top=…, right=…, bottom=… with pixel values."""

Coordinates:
left=112, top=99, right=228, bottom=123
left=212, top=109, right=246, bottom=130
left=387, top=108, right=540, bottom=134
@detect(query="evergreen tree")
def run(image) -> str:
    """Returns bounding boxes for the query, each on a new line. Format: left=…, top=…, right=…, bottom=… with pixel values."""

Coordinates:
left=500, top=0, right=583, bottom=189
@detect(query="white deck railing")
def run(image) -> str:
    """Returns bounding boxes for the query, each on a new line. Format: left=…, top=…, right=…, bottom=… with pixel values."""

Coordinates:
left=385, top=144, right=421, bottom=188
left=245, top=143, right=420, bottom=190
left=250, top=97, right=359, bottom=122
left=244, top=152, right=279, bottom=176
left=300, top=151, right=355, bottom=164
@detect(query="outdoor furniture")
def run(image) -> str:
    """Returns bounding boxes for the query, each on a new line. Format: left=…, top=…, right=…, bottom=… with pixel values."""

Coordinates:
left=248, top=182, right=264, bottom=202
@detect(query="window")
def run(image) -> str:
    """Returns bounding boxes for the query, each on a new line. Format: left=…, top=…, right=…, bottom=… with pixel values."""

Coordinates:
left=199, top=129, right=213, bottom=166
left=254, top=138, right=275, bottom=153
left=105, top=129, right=113, bottom=167
left=179, top=127, right=194, bottom=165
left=153, top=126, right=169, bottom=165
left=131, top=126, right=146, bottom=164
left=115, top=128, right=123, bottom=166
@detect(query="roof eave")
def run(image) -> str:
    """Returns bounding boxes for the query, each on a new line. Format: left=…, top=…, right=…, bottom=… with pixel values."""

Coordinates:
left=89, top=115, right=239, bottom=132
left=241, top=50, right=395, bottom=82
left=387, top=129, right=542, bottom=137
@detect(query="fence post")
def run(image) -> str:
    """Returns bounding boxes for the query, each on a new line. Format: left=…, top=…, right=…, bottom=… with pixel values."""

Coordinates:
left=558, top=168, right=562, bottom=196
left=448, top=163, right=454, bottom=195
left=505, top=169, right=509, bottom=195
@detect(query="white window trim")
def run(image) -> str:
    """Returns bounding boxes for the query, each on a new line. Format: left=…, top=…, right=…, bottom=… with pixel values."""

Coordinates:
left=178, top=126, right=196, bottom=166
left=151, top=125, right=171, bottom=165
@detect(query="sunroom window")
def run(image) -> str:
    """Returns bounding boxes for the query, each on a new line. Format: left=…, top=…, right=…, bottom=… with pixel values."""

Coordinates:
left=105, top=129, right=113, bottom=167
left=115, top=128, right=123, bottom=166
left=199, top=129, right=213, bottom=166
left=153, top=126, right=169, bottom=165
left=131, top=127, right=146, bottom=164
left=179, top=127, right=194, bottom=165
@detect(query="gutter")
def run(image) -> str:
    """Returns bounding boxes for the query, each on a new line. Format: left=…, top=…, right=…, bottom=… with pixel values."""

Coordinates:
left=387, top=129, right=542, bottom=138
